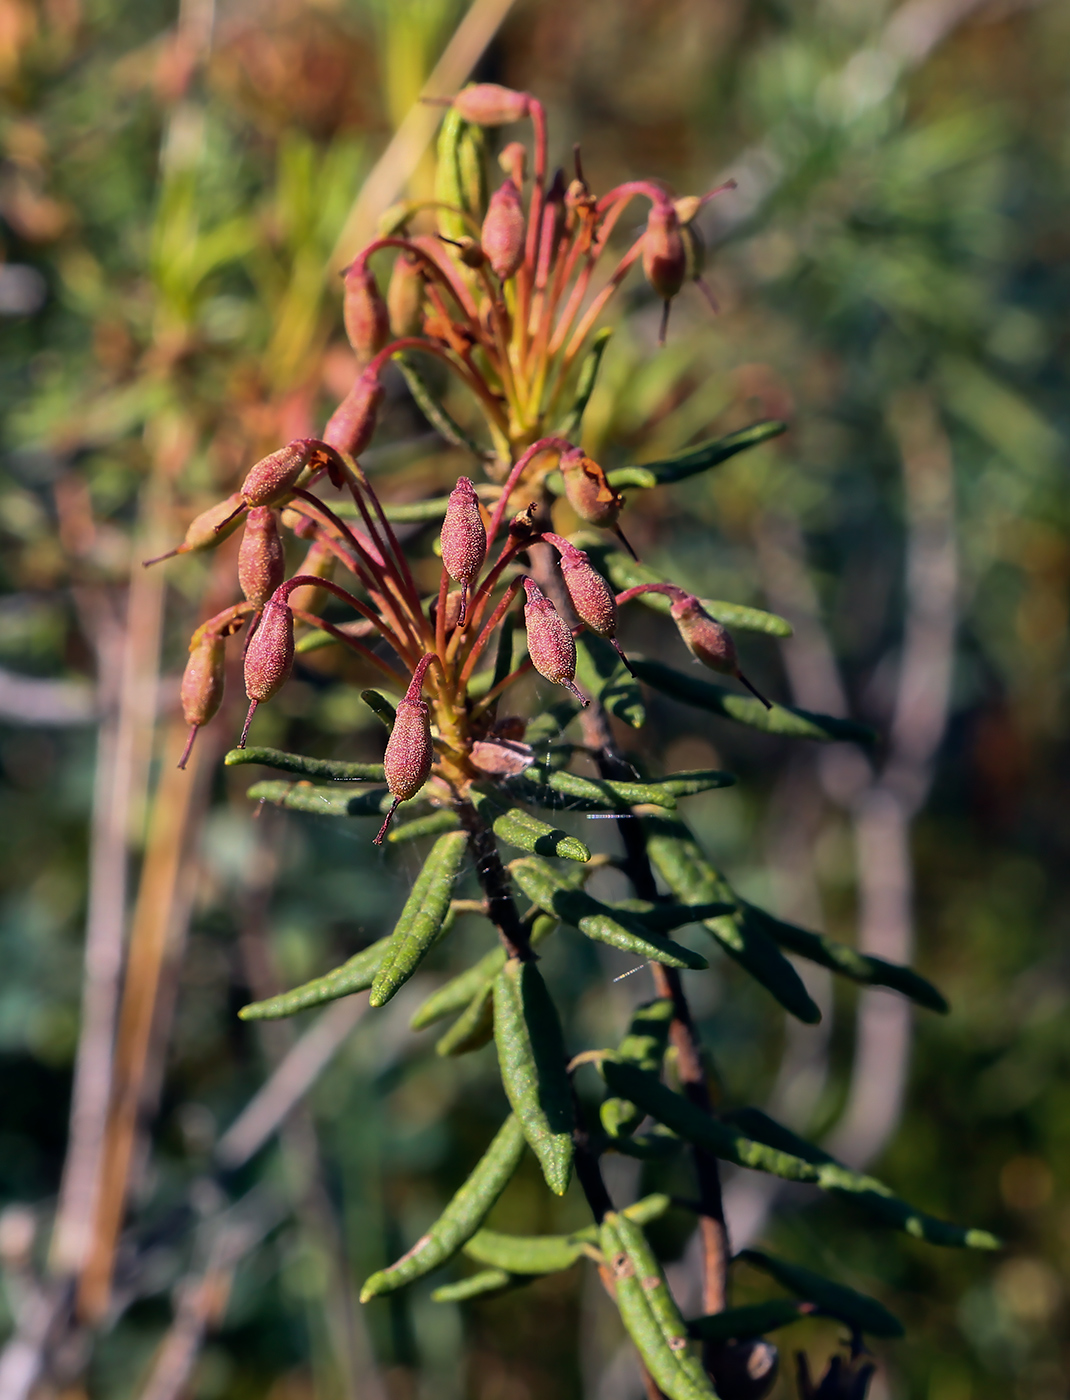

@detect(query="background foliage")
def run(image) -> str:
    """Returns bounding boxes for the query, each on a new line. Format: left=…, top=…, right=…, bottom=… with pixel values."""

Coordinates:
left=0, top=1, right=1067, bottom=1398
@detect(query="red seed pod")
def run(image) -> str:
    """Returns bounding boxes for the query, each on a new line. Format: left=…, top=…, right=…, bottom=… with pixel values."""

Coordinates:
left=670, top=592, right=772, bottom=707
left=387, top=252, right=425, bottom=338
left=343, top=260, right=390, bottom=365
left=560, top=449, right=623, bottom=529
left=481, top=178, right=526, bottom=282
left=237, top=507, right=285, bottom=608
left=522, top=577, right=588, bottom=706
left=453, top=83, right=530, bottom=127
left=440, top=476, right=487, bottom=622
left=322, top=371, right=384, bottom=459
left=642, top=199, right=687, bottom=302
left=241, top=440, right=316, bottom=509
left=240, top=593, right=295, bottom=746
left=554, top=539, right=616, bottom=637
left=143, top=491, right=246, bottom=566
left=376, top=655, right=436, bottom=844
left=177, top=631, right=226, bottom=769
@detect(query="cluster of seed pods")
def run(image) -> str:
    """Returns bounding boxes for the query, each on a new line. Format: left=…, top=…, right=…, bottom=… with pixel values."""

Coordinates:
left=152, top=82, right=766, bottom=840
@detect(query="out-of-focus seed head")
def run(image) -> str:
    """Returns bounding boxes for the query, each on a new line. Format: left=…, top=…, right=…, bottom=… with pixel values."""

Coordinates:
left=522, top=577, right=588, bottom=705
left=560, top=448, right=623, bottom=529
left=387, top=252, right=425, bottom=338
left=322, top=371, right=384, bottom=459
left=237, top=507, right=286, bottom=608
left=343, top=260, right=390, bottom=365
left=181, top=631, right=226, bottom=730
left=481, top=179, right=526, bottom=281
left=280, top=505, right=318, bottom=540
left=144, top=491, right=247, bottom=566
left=286, top=537, right=335, bottom=615
left=241, top=440, right=316, bottom=509
left=244, top=594, right=295, bottom=704
left=556, top=540, right=617, bottom=638
left=445, top=234, right=486, bottom=268
left=498, top=141, right=527, bottom=183
left=642, top=199, right=687, bottom=302
left=673, top=194, right=703, bottom=226
left=709, top=1340, right=780, bottom=1400
left=670, top=592, right=738, bottom=674
left=453, top=83, right=530, bottom=127
left=441, top=476, right=487, bottom=622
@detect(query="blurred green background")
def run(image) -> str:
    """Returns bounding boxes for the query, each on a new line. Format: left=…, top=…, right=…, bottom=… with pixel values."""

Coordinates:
left=0, top=1, right=1068, bottom=1398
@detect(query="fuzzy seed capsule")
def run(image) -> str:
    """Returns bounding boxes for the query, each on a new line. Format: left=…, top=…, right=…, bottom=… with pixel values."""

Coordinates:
left=387, top=252, right=425, bottom=338
left=241, top=440, right=316, bottom=509
left=323, top=371, right=384, bottom=459
left=376, top=655, right=436, bottom=844
left=237, top=508, right=286, bottom=608
left=555, top=540, right=616, bottom=637
left=453, top=83, right=530, bottom=127
left=642, top=200, right=687, bottom=302
left=522, top=578, right=588, bottom=706
left=440, top=477, right=487, bottom=622
left=240, top=593, right=296, bottom=746
left=343, top=260, right=390, bottom=365
left=669, top=592, right=737, bottom=673
left=143, top=491, right=246, bottom=566
left=482, top=178, right=526, bottom=282
left=560, top=449, right=623, bottom=529
left=177, top=631, right=227, bottom=769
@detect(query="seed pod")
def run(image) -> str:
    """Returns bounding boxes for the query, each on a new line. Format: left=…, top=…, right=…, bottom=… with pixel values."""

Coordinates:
left=552, top=537, right=617, bottom=637
left=669, top=591, right=771, bottom=706
left=387, top=252, right=425, bottom=338
left=481, top=178, right=526, bottom=281
left=376, top=654, right=436, bottom=844
left=440, top=477, right=486, bottom=622
left=444, top=234, right=486, bottom=268
left=559, top=448, right=623, bottom=529
left=343, top=259, right=390, bottom=365
left=322, top=371, right=384, bottom=459
left=241, top=440, right=316, bottom=509
left=493, top=957, right=574, bottom=1196
left=498, top=141, right=527, bottom=184
left=453, top=83, right=530, bottom=127
left=359, top=1114, right=526, bottom=1302
left=177, top=630, right=226, bottom=770
left=642, top=199, right=687, bottom=302
left=237, top=508, right=285, bottom=608
left=240, top=593, right=295, bottom=746
left=143, top=491, right=246, bottom=566
left=521, top=578, right=588, bottom=706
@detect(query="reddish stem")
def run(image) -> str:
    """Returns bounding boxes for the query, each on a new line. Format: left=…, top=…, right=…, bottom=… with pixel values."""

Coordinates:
left=486, top=437, right=573, bottom=547
left=459, top=577, right=522, bottom=686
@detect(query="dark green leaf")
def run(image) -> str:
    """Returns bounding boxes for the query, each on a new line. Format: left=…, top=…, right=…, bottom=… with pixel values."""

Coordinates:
left=388, top=810, right=463, bottom=844
left=601, top=998, right=674, bottom=1138
left=396, top=354, right=488, bottom=460
left=508, top=767, right=676, bottom=812
left=639, top=421, right=787, bottom=485
left=370, top=830, right=469, bottom=1006
left=555, top=326, right=612, bottom=438
left=238, top=936, right=391, bottom=1020
left=687, top=1300, right=813, bottom=1343
left=523, top=701, right=579, bottom=746
left=409, top=916, right=558, bottom=1031
left=246, top=780, right=392, bottom=818
left=736, top=1248, right=904, bottom=1339
left=430, top=1268, right=512, bottom=1303
left=463, top=1192, right=669, bottom=1274
left=225, top=746, right=385, bottom=782
left=574, top=632, right=645, bottom=729
left=361, top=690, right=397, bottom=731
left=470, top=788, right=590, bottom=863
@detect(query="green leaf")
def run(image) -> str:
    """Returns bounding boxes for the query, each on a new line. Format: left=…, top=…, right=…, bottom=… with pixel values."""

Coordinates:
left=653, top=770, right=737, bottom=797
left=493, top=959, right=575, bottom=1196
left=246, top=780, right=392, bottom=818
left=238, top=936, right=391, bottom=1020
left=600, top=1213, right=715, bottom=1400
left=508, top=767, right=676, bottom=812
left=511, top=857, right=709, bottom=970
left=602, top=551, right=793, bottom=637
left=632, top=659, right=874, bottom=744
left=387, top=810, right=463, bottom=844
left=607, top=1127, right=686, bottom=1160
left=408, top=916, right=558, bottom=1031
left=523, top=702, right=579, bottom=746
left=556, top=326, right=612, bottom=438
left=361, top=689, right=397, bottom=731
left=601, top=998, right=674, bottom=1138
left=397, top=354, right=487, bottom=460
left=462, top=1193, right=670, bottom=1275
left=370, top=830, right=469, bottom=1006
left=436, top=982, right=495, bottom=1057
left=601, top=1063, right=1001, bottom=1250
left=687, top=1300, right=813, bottom=1343
left=743, top=903, right=949, bottom=1012
left=639, top=421, right=787, bottom=485
left=360, top=1114, right=525, bottom=1301
left=430, top=1268, right=512, bottom=1303
left=644, top=814, right=820, bottom=1024
left=609, top=899, right=735, bottom=932
left=470, top=788, right=590, bottom=863
left=574, top=633, right=645, bottom=729
left=736, top=1249, right=904, bottom=1339
left=225, top=746, right=385, bottom=782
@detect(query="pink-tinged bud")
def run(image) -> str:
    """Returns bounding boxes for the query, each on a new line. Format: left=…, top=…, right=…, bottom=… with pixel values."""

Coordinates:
left=453, top=83, right=529, bottom=127
left=550, top=535, right=635, bottom=675
left=471, top=737, right=534, bottom=776
left=442, top=234, right=486, bottom=268
left=670, top=592, right=771, bottom=708
left=143, top=491, right=245, bottom=566
left=440, top=476, right=487, bottom=622
left=560, top=449, right=622, bottom=529
left=642, top=200, right=687, bottom=302
left=241, top=440, right=316, bottom=509
left=387, top=252, right=425, bottom=338
left=240, top=594, right=295, bottom=746
left=522, top=577, right=588, bottom=706
left=376, top=655, right=436, bottom=844
left=481, top=179, right=526, bottom=281
left=322, top=372, right=384, bottom=459
left=237, top=507, right=286, bottom=608
left=343, top=260, right=390, bottom=365
left=498, top=141, right=527, bottom=183
left=178, top=631, right=226, bottom=770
